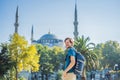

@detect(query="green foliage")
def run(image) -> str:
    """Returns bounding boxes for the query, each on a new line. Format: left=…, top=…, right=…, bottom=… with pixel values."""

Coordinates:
left=74, top=35, right=95, bottom=54
left=94, top=40, right=120, bottom=69
left=74, top=35, right=99, bottom=71
left=0, top=43, right=15, bottom=78
left=56, top=70, right=63, bottom=80
left=51, top=46, right=65, bottom=71
left=36, top=44, right=64, bottom=80
left=18, top=76, right=26, bottom=80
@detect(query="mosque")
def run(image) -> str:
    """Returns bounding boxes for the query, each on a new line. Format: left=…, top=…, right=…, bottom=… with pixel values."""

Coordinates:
left=31, top=29, right=63, bottom=47
left=14, top=2, right=79, bottom=48
left=13, top=1, right=79, bottom=80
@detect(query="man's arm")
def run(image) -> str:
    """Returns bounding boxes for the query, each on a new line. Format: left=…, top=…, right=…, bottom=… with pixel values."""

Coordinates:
left=64, top=56, right=75, bottom=73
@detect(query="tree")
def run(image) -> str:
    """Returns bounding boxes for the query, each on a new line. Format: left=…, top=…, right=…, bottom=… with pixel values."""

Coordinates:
left=51, top=46, right=65, bottom=71
left=8, top=33, right=40, bottom=80
left=74, top=35, right=99, bottom=80
left=36, top=44, right=64, bottom=80
left=94, top=41, right=120, bottom=69
left=93, top=43, right=104, bottom=69
left=0, top=43, right=15, bottom=79
left=36, top=44, right=53, bottom=80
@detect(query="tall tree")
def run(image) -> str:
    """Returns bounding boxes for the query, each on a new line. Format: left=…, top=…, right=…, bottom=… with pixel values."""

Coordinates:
left=0, top=43, right=15, bottom=79
left=9, top=33, right=40, bottom=80
left=36, top=44, right=64, bottom=80
left=51, top=46, right=65, bottom=71
left=94, top=41, right=120, bottom=69
left=74, top=35, right=99, bottom=80
left=36, top=44, right=53, bottom=80
left=93, top=43, right=104, bottom=69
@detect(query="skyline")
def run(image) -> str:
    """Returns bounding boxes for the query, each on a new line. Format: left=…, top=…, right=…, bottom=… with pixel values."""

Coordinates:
left=0, top=0, right=120, bottom=44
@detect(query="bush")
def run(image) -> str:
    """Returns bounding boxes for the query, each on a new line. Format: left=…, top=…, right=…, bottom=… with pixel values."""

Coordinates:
left=18, top=76, right=26, bottom=80
left=56, top=70, right=63, bottom=80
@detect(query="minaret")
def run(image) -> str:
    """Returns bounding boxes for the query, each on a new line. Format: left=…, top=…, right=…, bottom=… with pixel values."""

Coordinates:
left=73, top=0, right=79, bottom=39
left=14, top=6, right=19, bottom=33
left=31, top=25, right=34, bottom=43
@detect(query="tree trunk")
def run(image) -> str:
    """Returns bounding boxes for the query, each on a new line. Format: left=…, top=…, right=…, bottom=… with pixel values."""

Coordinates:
left=15, top=66, right=18, bottom=80
left=41, top=72, right=44, bottom=80
left=15, top=57, right=18, bottom=80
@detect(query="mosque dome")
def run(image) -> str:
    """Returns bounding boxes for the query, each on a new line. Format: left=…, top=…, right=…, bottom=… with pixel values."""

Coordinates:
left=40, top=33, right=58, bottom=40
left=33, top=31, right=63, bottom=47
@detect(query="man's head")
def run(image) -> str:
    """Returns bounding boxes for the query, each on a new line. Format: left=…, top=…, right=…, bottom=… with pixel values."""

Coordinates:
left=64, top=37, right=74, bottom=48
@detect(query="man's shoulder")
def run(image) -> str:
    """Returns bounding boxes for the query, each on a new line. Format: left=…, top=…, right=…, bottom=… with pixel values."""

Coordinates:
left=68, top=47, right=75, bottom=51
left=67, top=47, right=76, bottom=56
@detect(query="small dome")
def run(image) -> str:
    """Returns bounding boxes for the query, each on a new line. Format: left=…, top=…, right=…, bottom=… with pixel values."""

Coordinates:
left=40, top=33, right=58, bottom=40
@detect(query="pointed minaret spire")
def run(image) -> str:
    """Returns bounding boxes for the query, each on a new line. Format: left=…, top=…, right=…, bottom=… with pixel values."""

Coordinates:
left=73, top=0, right=79, bottom=40
left=14, top=6, right=19, bottom=33
left=75, top=1, right=77, bottom=21
left=31, top=25, right=34, bottom=43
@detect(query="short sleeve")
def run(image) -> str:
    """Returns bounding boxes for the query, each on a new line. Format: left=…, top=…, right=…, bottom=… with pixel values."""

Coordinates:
left=68, top=48, right=76, bottom=57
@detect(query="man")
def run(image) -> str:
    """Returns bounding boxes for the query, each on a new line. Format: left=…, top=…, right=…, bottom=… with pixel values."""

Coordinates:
left=62, top=37, right=76, bottom=80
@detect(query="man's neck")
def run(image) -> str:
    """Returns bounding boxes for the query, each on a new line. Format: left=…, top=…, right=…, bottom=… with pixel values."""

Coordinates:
left=67, top=46, right=72, bottom=49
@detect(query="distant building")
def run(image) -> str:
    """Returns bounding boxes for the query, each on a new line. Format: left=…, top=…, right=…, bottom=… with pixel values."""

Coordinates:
left=31, top=27, right=63, bottom=47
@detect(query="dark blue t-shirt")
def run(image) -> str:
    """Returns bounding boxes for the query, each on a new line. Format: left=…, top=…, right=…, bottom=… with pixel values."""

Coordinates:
left=64, top=47, right=76, bottom=73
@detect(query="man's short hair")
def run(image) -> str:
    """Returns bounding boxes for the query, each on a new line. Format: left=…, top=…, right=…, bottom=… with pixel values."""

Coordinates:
left=64, top=37, right=74, bottom=45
